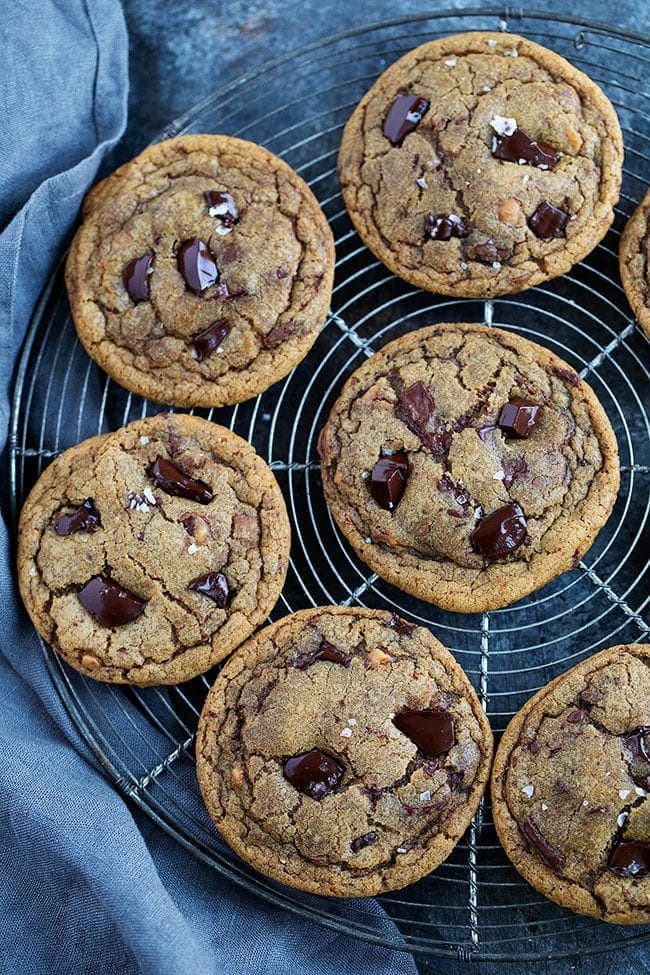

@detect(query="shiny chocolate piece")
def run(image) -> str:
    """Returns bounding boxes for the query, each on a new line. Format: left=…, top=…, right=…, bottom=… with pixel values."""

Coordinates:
left=470, top=503, right=527, bottom=561
left=369, top=452, right=409, bottom=510
left=522, top=816, right=565, bottom=870
left=497, top=398, right=540, bottom=438
left=55, top=499, right=101, bottom=536
left=176, top=238, right=219, bottom=292
left=294, top=639, right=348, bottom=670
left=493, top=128, right=559, bottom=169
left=193, top=319, right=230, bottom=362
left=77, top=575, right=146, bottom=627
left=608, top=840, right=650, bottom=878
left=383, top=614, right=415, bottom=636
left=283, top=748, right=345, bottom=800
left=392, top=708, right=456, bottom=757
left=398, top=381, right=451, bottom=456
left=188, top=571, right=230, bottom=607
left=123, top=254, right=153, bottom=303
left=383, top=94, right=430, bottom=146
left=425, top=213, right=468, bottom=241
left=528, top=201, right=569, bottom=240
left=623, top=726, right=650, bottom=790
left=150, top=456, right=213, bottom=504
left=566, top=710, right=590, bottom=724
left=205, top=190, right=239, bottom=230
left=351, top=831, right=379, bottom=853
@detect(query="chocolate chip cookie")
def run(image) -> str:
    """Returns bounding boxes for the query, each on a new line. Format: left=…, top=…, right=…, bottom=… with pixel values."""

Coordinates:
left=620, top=188, right=650, bottom=339
left=318, top=323, right=619, bottom=613
left=196, top=607, right=492, bottom=896
left=492, top=644, right=649, bottom=924
left=339, top=32, right=623, bottom=297
left=17, top=413, right=290, bottom=685
left=66, top=134, right=335, bottom=407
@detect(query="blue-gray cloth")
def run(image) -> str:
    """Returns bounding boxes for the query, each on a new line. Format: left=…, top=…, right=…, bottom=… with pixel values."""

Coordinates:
left=0, top=3, right=417, bottom=973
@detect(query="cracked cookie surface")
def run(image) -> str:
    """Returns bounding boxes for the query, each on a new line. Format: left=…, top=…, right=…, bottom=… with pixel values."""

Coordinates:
left=492, top=644, right=650, bottom=924
left=620, top=188, right=650, bottom=339
left=196, top=607, right=492, bottom=896
left=17, top=414, right=290, bottom=685
left=318, top=323, right=619, bottom=613
left=339, top=32, right=622, bottom=297
left=66, top=135, right=335, bottom=407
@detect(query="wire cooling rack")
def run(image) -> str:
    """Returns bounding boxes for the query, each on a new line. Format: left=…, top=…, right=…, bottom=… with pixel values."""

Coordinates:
left=9, top=7, right=650, bottom=962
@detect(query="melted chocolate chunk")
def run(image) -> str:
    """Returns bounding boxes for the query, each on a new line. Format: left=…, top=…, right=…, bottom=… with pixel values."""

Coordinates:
left=383, top=614, right=415, bottom=636
left=471, top=239, right=510, bottom=265
left=392, top=708, right=456, bottom=757
left=522, top=816, right=565, bottom=870
left=193, top=319, right=230, bottom=362
left=55, top=499, right=101, bottom=536
left=177, top=238, right=219, bottom=292
left=294, top=639, right=348, bottom=670
left=470, top=504, right=527, bottom=561
left=369, top=452, right=408, bottom=510
left=188, top=571, right=229, bottom=607
left=566, top=710, right=590, bottom=724
left=123, top=254, right=153, bottom=303
left=205, top=190, right=239, bottom=228
left=351, top=831, right=379, bottom=853
left=425, top=213, right=468, bottom=241
left=283, top=748, right=345, bottom=800
left=497, top=398, right=540, bottom=438
left=397, top=381, right=451, bottom=456
left=623, top=726, right=650, bottom=790
left=502, top=456, right=528, bottom=490
left=608, top=840, right=650, bottom=878
left=493, top=128, right=559, bottom=169
left=77, top=575, right=146, bottom=627
left=528, top=202, right=569, bottom=240
left=383, top=94, right=430, bottom=146
left=150, top=457, right=213, bottom=504
left=438, top=474, right=471, bottom=512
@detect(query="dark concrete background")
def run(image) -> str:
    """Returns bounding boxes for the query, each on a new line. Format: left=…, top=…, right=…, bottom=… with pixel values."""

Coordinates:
left=117, top=2, right=649, bottom=973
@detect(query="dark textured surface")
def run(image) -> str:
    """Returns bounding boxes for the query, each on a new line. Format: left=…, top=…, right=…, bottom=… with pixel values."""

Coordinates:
left=114, top=2, right=649, bottom=972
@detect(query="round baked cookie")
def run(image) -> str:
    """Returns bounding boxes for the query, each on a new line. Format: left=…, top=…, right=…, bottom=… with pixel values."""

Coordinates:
left=196, top=607, right=492, bottom=896
left=318, top=323, right=619, bottom=613
left=17, top=413, right=290, bottom=685
left=339, top=32, right=623, bottom=297
left=492, top=644, right=650, bottom=924
left=620, top=188, right=650, bottom=339
left=65, top=134, right=335, bottom=407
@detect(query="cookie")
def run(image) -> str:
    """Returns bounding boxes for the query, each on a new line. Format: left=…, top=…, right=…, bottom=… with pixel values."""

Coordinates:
left=65, top=134, right=335, bottom=407
left=492, top=644, right=649, bottom=924
left=339, top=32, right=623, bottom=297
left=196, top=607, right=492, bottom=896
left=620, top=188, right=650, bottom=339
left=318, top=323, right=619, bottom=613
left=17, top=413, right=290, bottom=685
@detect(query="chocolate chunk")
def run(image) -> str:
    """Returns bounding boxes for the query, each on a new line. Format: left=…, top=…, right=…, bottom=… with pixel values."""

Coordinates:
left=493, top=128, right=559, bottom=169
left=263, top=319, right=301, bottom=348
left=623, top=726, right=650, bottom=790
left=497, top=398, right=540, bottom=438
left=392, top=708, right=456, bottom=757
left=471, top=239, right=510, bottom=265
left=383, top=614, right=415, bottom=636
left=567, top=710, right=590, bottom=724
left=438, top=474, right=471, bottom=512
left=177, top=238, right=219, bottom=292
left=77, top=575, right=146, bottom=627
left=205, top=190, right=239, bottom=229
left=351, top=831, right=378, bottom=853
left=383, top=94, right=429, bottom=145
left=193, top=319, right=230, bottom=362
left=608, top=840, right=650, bottom=878
left=55, top=499, right=101, bottom=536
left=283, top=748, right=345, bottom=800
left=470, top=504, right=527, bottom=561
left=502, top=457, right=528, bottom=490
left=123, top=254, right=153, bottom=303
left=522, top=816, right=565, bottom=870
left=150, top=456, right=213, bottom=504
left=188, top=571, right=230, bottom=607
left=425, top=213, right=468, bottom=241
left=397, top=381, right=451, bottom=456
left=528, top=202, right=569, bottom=240
left=294, top=639, right=348, bottom=670
left=369, top=452, right=408, bottom=510
left=553, top=366, right=580, bottom=388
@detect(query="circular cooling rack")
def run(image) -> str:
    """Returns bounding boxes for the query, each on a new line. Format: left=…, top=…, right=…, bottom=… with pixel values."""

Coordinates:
left=9, top=7, right=650, bottom=962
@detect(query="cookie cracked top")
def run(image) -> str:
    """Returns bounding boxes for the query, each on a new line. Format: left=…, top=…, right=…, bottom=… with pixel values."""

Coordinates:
left=196, top=607, right=492, bottom=896
left=620, top=187, right=650, bottom=339
left=318, top=323, right=619, bottom=613
left=66, top=135, right=335, bottom=407
left=17, top=414, right=290, bottom=685
left=339, top=32, right=623, bottom=297
left=492, top=644, right=650, bottom=924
